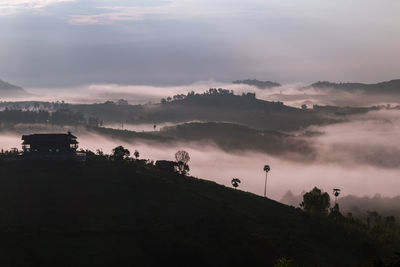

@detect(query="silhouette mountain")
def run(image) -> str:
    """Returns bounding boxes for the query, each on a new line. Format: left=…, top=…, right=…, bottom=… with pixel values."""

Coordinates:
left=0, top=79, right=28, bottom=96
left=309, top=79, right=400, bottom=94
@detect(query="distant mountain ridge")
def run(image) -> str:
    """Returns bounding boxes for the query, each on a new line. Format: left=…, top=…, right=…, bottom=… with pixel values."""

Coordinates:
left=0, top=79, right=23, bottom=90
left=232, top=79, right=281, bottom=89
left=0, top=79, right=27, bottom=96
left=309, top=79, right=400, bottom=94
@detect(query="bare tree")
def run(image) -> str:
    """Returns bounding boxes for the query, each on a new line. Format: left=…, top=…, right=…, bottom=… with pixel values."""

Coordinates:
left=175, top=150, right=190, bottom=175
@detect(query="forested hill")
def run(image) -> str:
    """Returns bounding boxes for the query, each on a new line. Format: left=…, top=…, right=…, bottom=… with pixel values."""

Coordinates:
left=310, top=79, right=400, bottom=94
left=69, top=89, right=328, bottom=131
left=0, top=159, right=396, bottom=266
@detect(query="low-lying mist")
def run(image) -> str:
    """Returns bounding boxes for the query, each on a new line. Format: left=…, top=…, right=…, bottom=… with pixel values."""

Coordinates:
left=305, top=109, right=400, bottom=168
left=71, top=131, right=400, bottom=201
left=1, top=108, right=400, bottom=202
left=9, top=80, right=400, bottom=108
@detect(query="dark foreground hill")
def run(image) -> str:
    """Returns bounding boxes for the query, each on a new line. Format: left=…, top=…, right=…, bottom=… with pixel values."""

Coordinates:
left=0, top=160, right=397, bottom=266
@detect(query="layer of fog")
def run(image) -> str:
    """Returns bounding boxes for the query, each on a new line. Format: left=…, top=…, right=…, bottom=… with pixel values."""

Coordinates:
left=103, top=121, right=203, bottom=132
left=6, top=80, right=400, bottom=108
left=303, top=109, right=400, bottom=168
left=66, top=131, right=400, bottom=201
left=1, top=108, right=400, bottom=201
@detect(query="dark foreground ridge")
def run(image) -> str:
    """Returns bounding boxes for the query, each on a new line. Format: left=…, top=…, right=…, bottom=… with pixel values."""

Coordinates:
left=0, top=159, right=397, bottom=266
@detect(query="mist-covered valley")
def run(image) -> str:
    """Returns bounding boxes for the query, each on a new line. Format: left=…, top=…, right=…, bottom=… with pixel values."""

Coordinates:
left=1, top=82, right=400, bottom=213
left=3, top=1, right=400, bottom=264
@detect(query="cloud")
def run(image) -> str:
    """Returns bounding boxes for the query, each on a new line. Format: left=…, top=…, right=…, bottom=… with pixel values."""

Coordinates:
left=0, top=0, right=75, bottom=16
left=1, top=0, right=400, bottom=86
left=69, top=5, right=170, bottom=25
left=22, top=80, right=400, bottom=108
left=68, top=0, right=257, bottom=25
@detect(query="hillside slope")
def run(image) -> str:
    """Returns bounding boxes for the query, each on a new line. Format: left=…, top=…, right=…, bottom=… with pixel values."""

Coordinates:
left=70, top=90, right=329, bottom=131
left=0, top=160, right=396, bottom=266
left=88, top=122, right=314, bottom=159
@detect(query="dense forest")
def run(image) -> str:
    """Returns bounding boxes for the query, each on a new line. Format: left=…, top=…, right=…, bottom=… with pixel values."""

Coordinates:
left=0, top=109, right=101, bottom=127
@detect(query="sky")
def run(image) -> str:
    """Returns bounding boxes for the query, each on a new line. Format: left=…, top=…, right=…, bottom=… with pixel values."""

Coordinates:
left=0, top=0, right=400, bottom=87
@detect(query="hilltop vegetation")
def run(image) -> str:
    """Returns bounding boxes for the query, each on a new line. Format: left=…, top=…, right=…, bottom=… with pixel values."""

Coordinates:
left=0, top=157, right=398, bottom=266
left=310, top=79, right=400, bottom=94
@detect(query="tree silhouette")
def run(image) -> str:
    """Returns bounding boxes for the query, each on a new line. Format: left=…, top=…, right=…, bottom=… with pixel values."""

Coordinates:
left=134, top=149, right=140, bottom=159
left=231, top=178, right=241, bottom=189
left=112, top=146, right=130, bottom=161
left=273, top=257, right=293, bottom=267
left=300, top=187, right=330, bottom=215
left=263, top=165, right=270, bottom=197
left=175, top=150, right=190, bottom=175
left=333, top=188, right=341, bottom=204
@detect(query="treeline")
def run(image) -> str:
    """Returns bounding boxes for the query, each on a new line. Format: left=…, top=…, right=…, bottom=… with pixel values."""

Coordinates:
left=160, top=88, right=258, bottom=104
left=0, top=108, right=102, bottom=126
left=0, top=145, right=191, bottom=176
left=0, top=100, right=68, bottom=111
left=309, top=79, right=400, bottom=94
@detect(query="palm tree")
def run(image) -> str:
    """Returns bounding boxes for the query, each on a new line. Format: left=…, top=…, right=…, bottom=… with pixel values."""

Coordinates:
left=231, top=178, right=241, bottom=189
left=333, top=188, right=341, bottom=204
left=263, top=165, right=271, bottom=197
